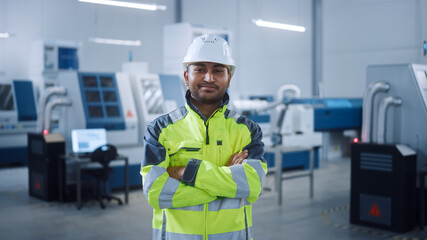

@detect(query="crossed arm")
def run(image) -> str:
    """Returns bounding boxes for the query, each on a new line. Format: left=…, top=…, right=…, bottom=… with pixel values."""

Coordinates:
left=167, top=150, right=249, bottom=179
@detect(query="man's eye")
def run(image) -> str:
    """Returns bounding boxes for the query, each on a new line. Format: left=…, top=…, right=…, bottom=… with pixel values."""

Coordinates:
left=214, top=69, right=224, bottom=74
left=194, top=68, right=203, bottom=72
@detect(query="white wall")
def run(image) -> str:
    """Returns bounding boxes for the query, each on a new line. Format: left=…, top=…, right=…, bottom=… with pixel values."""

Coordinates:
left=0, top=0, right=175, bottom=79
left=323, top=0, right=426, bottom=97
left=182, top=0, right=427, bottom=99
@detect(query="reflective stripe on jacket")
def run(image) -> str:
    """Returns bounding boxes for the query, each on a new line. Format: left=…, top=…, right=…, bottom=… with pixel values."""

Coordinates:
left=141, top=91, right=267, bottom=240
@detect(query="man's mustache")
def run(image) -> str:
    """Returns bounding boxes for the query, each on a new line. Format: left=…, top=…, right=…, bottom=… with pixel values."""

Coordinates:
left=198, top=84, right=218, bottom=89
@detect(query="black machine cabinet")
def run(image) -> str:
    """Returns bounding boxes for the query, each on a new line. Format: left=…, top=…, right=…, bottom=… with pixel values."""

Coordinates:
left=28, top=133, right=65, bottom=201
left=350, top=143, right=417, bottom=233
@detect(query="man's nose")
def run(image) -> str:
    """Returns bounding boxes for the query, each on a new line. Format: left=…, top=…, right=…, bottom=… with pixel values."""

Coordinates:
left=204, top=72, right=213, bottom=82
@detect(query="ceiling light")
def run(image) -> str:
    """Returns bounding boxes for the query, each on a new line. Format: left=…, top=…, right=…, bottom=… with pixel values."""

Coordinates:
left=89, top=37, right=142, bottom=46
left=79, top=0, right=166, bottom=11
left=0, top=32, right=10, bottom=38
left=252, top=19, right=306, bottom=32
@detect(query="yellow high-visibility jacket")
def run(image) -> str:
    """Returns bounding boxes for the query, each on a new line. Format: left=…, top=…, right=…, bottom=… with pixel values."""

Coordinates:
left=141, top=91, right=267, bottom=240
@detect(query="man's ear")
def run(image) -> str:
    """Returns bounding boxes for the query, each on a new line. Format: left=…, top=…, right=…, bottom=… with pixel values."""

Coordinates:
left=184, top=71, right=189, bottom=86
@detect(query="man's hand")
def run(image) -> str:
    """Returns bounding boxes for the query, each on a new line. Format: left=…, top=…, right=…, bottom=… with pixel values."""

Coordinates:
left=226, top=150, right=248, bottom=166
left=167, top=166, right=186, bottom=180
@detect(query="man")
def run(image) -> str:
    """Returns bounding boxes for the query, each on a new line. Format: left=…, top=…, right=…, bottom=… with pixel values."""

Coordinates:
left=141, top=34, right=267, bottom=240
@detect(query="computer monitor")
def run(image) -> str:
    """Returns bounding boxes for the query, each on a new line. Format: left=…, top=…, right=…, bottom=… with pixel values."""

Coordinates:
left=71, top=128, right=107, bottom=154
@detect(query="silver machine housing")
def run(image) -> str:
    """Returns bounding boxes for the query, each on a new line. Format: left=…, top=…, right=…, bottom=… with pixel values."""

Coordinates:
left=365, top=63, right=427, bottom=179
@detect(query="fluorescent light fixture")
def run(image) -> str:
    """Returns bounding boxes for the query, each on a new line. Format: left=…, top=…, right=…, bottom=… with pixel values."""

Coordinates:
left=79, top=0, right=166, bottom=11
left=252, top=19, right=306, bottom=32
left=0, top=32, right=10, bottom=38
left=89, top=37, right=142, bottom=46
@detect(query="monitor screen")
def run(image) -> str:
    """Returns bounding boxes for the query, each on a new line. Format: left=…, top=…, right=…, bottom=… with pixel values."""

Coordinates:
left=71, top=128, right=107, bottom=153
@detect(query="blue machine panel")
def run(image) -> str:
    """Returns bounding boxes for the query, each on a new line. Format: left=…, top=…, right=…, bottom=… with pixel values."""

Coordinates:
left=58, top=47, right=79, bottom=70
left=289, top=98, right=363, bottom=131
left=247, top=114, right=270, bottom=123
left=109, top=164, right=142, bottom=190
left=13, top=80, right=37, bottom=121
left=78, top=73, right=125, bottom=130
left=313, top=99, right=362, bottom=131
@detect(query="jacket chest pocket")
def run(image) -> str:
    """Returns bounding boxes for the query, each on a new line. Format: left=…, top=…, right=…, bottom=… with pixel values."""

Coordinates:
left=164, top=140, right=203, bottom=167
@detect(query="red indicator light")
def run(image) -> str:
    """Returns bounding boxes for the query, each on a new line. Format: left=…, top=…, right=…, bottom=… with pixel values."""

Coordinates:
left=353, top=138, right=359, bottom=143
left=43, top=129, right=49, bottom=135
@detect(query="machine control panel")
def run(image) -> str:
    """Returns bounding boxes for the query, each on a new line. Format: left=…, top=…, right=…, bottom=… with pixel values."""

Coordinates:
left=0, top=81, right=37, bottom=134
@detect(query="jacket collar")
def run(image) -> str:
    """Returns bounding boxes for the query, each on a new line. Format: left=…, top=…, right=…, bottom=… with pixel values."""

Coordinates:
left=185, top=89, right=229, bottom=120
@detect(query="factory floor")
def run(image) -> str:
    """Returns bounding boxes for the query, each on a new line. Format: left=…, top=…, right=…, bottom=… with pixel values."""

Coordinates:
left=0, top=158, right=426, bottom=240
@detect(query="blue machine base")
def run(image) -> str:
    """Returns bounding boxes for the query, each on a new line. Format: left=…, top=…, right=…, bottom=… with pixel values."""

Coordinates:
left=0, top=147, right=28, bottom=166
left=264, top=148, right=319, bottom=170
left=109, top=164, right=142, bottom=190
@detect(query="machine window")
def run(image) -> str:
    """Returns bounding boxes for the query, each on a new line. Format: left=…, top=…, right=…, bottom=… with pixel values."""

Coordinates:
left=103, top=91, right=117, bottom=102
left=142, top=79, right=163, bottom=114
left=100, top=77, right=114, bottom=87
left=83, top=76, right=98, bottom=87
left=88, top=106, right=103, bottom=117
left=0, top=84, right=15, bottom=111
left=106, top=106, right=120, bottom=117
left=85, top=91, right=101, bottom=102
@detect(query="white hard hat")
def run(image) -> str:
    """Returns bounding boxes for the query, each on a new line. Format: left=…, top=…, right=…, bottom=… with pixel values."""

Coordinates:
left=183, top=34, right=235, bottom=77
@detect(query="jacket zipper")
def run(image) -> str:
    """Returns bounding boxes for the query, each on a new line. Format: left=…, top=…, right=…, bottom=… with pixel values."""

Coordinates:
left=204, top=108, right=220, bottom=145
left=205, top=123, right=209, bottom=145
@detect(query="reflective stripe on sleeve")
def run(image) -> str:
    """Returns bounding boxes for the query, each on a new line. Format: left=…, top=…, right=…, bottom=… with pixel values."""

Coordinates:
left=171, top=204, right=204, bottom=211
left=243, top=159, right=265, bottom=188
left=230, top=164, right=250, bottom=198
left=143, top=166, right=181, bottom=209
left=143, top=166, right=166, bottom=198
left=158, top=177, right=180, bottom=209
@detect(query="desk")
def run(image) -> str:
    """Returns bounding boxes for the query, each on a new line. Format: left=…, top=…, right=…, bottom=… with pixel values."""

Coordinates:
left=265, top=146, right=317, bottom=205
left=59, top=154, right=129, bottom=210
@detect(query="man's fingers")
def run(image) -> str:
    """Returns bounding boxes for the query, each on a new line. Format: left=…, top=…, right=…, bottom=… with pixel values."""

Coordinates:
left=236, top=156, right=245, bottom=164
left=229, top=150, right=248, bottom=166
left=229, top=152, right=238, bottom=162
left=227, top=150, right=249, bottom=166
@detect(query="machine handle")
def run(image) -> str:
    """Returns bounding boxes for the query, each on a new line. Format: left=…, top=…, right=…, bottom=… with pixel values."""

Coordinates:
left=377, top=96, right=402, bottom=144
left=44, top=98, right=72, bottom=133
left=361, top=81, right=390, bottom=143
left=37, top=86, right=67, bottom=132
